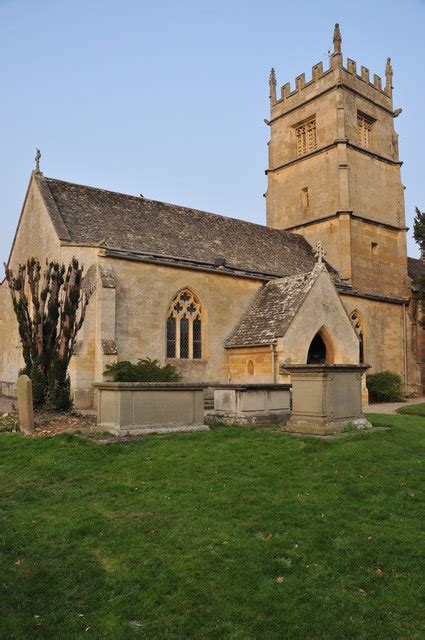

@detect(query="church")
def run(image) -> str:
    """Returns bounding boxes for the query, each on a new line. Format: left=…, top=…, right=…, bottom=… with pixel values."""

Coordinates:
left=0, top=24, right=423, bottom=408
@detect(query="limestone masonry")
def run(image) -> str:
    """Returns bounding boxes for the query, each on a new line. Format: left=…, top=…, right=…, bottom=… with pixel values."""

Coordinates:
left=0, top=24, right=423, bottom=407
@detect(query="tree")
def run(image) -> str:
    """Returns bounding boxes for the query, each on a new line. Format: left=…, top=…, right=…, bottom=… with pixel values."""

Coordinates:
left=413, top=206, right=425, bottom=253
left=4, top=257, right=90, bottom=411
left=413, top=207, right=425, bottom=328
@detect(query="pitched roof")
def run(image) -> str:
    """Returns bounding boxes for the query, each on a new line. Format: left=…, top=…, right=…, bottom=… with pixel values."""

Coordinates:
left=38, top=174, right=327, bottom=279
left=225, top=267, right=321, bottom=347
left=408, top=256, right=425, bottom=285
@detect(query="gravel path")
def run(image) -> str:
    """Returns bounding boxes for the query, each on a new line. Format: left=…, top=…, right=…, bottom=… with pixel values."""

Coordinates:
left=365, top=397, right=425, bottom=414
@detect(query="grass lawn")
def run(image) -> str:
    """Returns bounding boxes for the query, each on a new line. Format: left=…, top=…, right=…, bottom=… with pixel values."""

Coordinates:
left=397, top=403, right=425, bottom=417
left=0, top=414, right=423, bottom=639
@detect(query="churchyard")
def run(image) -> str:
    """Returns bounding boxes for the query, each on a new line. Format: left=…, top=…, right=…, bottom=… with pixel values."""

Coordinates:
left=0, top=409, right=423, bottom=639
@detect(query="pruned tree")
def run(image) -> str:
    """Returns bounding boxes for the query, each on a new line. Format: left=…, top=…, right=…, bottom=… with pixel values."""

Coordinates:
left=413, top=207, right=425, bottom=328
left=4, top=257, right=91, bottom=410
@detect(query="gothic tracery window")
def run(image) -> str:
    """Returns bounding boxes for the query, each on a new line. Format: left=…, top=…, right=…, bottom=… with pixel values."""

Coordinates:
left=295, top=118, right=317, bottom=156
left=357, top=114, right=373, bottom=148
left=350, top=310, right=365, bottom=364
left=166, top=289, right=203, bottom=359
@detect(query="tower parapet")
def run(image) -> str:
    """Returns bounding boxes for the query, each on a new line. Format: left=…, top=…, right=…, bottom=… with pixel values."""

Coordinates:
left=269, top=24, right=393, bottom=117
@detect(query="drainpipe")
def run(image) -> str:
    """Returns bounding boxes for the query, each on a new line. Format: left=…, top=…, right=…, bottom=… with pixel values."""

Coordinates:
left=402, top=303, right=408, bottom=391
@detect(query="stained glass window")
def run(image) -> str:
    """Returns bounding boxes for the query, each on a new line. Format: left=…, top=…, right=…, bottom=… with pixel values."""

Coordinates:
left=166, top=316, right=176, bottom=358
left=166, top=289, right=203, bottom=360
left=350, top=310, right=366, bottom=364
left=193, top=318, right=202, bottom=359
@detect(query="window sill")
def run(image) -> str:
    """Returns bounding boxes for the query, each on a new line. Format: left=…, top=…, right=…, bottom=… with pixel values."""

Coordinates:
left=166, top=358, right=208, bottom=365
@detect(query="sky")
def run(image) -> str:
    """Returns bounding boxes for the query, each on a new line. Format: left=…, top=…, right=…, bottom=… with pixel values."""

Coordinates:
left=0, top=0, right=424, bottom=276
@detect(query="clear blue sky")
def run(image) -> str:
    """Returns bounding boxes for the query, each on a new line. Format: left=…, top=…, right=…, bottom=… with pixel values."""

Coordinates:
left=0, top=0, right=424, bottom=275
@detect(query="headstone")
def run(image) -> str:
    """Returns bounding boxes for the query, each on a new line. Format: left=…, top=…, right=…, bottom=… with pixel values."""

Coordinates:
left=16, top=375, right=34, bottom=434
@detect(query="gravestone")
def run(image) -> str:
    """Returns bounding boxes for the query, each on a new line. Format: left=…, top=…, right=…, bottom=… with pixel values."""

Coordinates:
left=16, top=375, right=34, bottom=434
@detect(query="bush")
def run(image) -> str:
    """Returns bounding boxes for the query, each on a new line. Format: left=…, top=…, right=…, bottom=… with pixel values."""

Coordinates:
left=104, top=358, right=181, bottom=383
left=366, top=371, right=404, bottom=403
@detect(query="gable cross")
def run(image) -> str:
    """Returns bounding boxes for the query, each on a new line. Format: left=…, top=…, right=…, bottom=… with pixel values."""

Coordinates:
left=314, top=241, right=326, bottom=264
left=35, top=148, right=41, bottom=173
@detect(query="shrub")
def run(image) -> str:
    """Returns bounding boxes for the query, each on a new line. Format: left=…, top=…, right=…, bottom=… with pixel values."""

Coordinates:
left=366, top=371, right=404, bottom=403
left=104, top=358, right=181, bottom=383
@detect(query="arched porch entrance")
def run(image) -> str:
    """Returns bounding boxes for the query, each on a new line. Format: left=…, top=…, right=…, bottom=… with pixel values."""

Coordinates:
left=306, top=326, right=337, bottom=364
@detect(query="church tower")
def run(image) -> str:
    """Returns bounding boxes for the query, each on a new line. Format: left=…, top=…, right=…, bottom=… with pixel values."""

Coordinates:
left=266, top=24, right=409, bottom=298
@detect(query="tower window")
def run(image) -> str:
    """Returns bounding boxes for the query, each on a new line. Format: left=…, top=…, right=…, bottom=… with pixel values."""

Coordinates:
left=357, top=113, right=374, bottom=148
left=371, top=242, right=379, bottom=257
left=295, top=118, right=317, bottom=156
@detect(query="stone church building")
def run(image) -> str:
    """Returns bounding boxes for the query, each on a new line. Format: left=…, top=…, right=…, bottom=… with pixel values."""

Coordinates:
left=0, top=25, right=423, bottom=407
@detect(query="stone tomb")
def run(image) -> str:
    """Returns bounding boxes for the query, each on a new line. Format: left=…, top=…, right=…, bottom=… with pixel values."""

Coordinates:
left=211, top=384, right=291, bottom=425
left=93, top=382, right=208, bottom=436
left=284, top=364, right=371, bottom=434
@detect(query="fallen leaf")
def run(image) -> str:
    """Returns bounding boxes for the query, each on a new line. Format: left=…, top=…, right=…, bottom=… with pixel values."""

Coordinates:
left=376, top=568, right=383, bottom=577
left=406, top=491, right=415, bottom=498
left=276, top=576, right=285, bottom=584
left=265, top=532, right=273, bottom=540
left=367, top=536, right=373, bottom=541
left=14, top=558, right=22, bottom=566
left=359, top=588, right=367, bottom=595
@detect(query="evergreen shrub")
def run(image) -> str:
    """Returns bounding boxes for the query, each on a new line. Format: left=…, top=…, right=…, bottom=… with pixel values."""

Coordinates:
left=104, top=358, right=181, bottom=383
left=366, top=371, right=404, bottom=403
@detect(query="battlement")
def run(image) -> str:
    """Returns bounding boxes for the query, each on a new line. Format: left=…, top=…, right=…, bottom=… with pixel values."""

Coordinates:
left=269, top=24, right=393, bottom=116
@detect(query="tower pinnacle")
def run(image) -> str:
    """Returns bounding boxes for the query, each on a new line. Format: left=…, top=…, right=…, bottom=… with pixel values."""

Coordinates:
left=385, top=57, right=393, bottom=96
left=269, top=67, right=277, bottom=104
left=333, top=23, right=342, bottom=54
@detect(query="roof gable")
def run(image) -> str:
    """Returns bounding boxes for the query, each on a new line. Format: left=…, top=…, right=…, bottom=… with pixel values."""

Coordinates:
left=225, top=267, right=321, bottom=347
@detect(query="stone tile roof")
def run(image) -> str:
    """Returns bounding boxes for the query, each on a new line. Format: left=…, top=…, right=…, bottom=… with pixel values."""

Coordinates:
left=40, top=175, right=325, bottom=279
left=408, top=256, right=425, bottom=284
left=225, top=268, right=320, bottom=347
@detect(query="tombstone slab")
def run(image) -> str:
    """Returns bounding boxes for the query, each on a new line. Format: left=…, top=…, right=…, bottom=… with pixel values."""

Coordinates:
left=16, top=375, right=34, bottom=434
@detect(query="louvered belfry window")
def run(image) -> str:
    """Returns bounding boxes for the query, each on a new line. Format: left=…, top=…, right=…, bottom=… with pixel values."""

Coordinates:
left=295, top=118, right=317, bottom=156
left=166, top=289, right=203, bottom=359
left=357, top=114, right=373, bottom=148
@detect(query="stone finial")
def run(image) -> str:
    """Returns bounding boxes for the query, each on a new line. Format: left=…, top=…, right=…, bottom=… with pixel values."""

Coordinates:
left=385, top=57, right=393, bottom=95
left=269, top=67, right=277, bottom=103
left=34, top=148, right=41, bottom=173
left=333, top=23, right=342, bottom=54
left=314, top=241, right=327, bottom=264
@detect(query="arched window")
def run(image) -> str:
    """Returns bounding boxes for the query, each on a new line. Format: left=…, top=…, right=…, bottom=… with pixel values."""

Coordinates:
left=166, top=289, right=203, bottom=360
left=350, top=310, right=366, bottom=364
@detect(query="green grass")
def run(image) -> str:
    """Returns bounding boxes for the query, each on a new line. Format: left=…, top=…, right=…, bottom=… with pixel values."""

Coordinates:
left=396, top=402, right=425, bottom=417
left=0, top=415, right=423, bottom=640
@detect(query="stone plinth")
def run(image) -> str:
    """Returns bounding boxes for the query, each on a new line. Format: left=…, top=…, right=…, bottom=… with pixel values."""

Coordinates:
left=93, top=382, right=208, bottom=436
left=284, top=364, right=371, bottom=434
left=210, top=384, right=291, bottom=426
